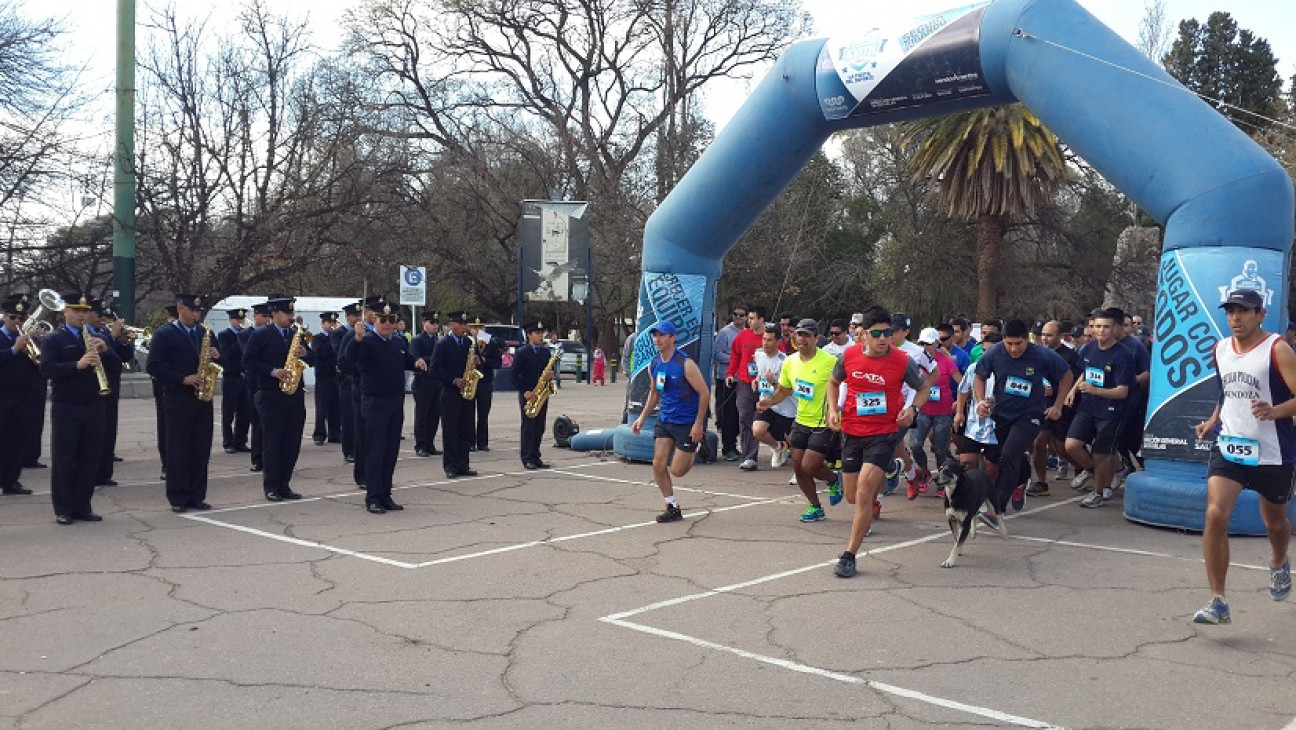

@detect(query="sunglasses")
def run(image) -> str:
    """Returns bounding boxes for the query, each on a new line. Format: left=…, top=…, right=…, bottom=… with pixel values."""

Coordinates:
left=828, top=330, right=843, bottom=336
left=939, top=335, right=951, bottom=342
left=733, top=312, right=747, bottom=317
left=866, top=328, right=893, bottom=338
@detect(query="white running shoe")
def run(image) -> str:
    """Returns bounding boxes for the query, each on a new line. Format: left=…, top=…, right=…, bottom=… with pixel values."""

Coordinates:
left=788, top=475, right=797, bottom=485
left=1111, top=463, right=1130, bottom=489
left=1056, top=463, right=1070, bottom=480
left=1071, top=470, right=1093, bottom=491
left=771, top=441, right=789, bottom=468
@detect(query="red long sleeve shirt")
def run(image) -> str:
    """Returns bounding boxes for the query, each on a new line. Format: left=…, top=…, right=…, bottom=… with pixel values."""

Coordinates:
left=727, top=328, right=763, bottom=383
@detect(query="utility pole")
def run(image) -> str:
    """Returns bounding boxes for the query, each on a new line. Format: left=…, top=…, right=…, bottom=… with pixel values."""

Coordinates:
left=113, top=0, right=137, bottom=323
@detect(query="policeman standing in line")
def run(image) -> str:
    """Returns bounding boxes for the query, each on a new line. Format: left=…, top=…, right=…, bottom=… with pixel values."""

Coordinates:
left=88, top=300, right=132, bottom=487
left=218, top=308, right=252, bottom=454
left=0, top=294, right=38, bottom=496
left=333, top=301, right=362, bottom=463
left=311, top=311, right=342, bottom=446
left=42, top=292, right=109, bottom=524
left=410, top=310, right=442, bottom=457
left=147, top=294, right=221, bottom=513
left=430, top=311, right=478, bottom=478
left=512, top=321, right=553, bottom=470
left=242, top=295, right=314, bottom=502
left=468, top=317, right=503, bottom=452
left=355, top=302, right=428, bottom=513
left=22, top=297, right=48, bottom=471
left=150, top=304, right=178, bottom=480
left=242, top=301, right=272, bottom=473
left=340, top=295, right=383, bottom=488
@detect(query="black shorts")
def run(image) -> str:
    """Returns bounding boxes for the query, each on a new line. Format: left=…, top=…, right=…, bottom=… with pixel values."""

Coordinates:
left=954, top=432, right=994, bottom=456
left=840, top=433, right=900, bottom=474
left=755, top=409, right=795, bottom=443
left=1207, top=448, right=1294, bottom=505
left=787, top=422, right=834, bottom=455
left=1067, top=410, right=1123, bottom=455
left=1048, top=406, right=1075, bottom=440
left=653, top=420, right=699, bottom=454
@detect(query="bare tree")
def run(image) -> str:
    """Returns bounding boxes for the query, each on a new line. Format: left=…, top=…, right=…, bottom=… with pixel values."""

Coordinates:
left=1137, top=0, right=1172, bottom=65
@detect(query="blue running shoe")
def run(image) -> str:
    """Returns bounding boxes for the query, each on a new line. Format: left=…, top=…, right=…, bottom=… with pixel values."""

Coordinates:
left=828, top=470, right=843, bottom=506
left=1270, top=556, right=1291, bottom=602
left=883, top=458, right=902, bottom=495
left=833, top=552, right=856, bottom=578
left=799, top=505, right=826, bottom=523
left=977, top=509, right=1001, bottom=532
left=1193, top=595, right=1230, bottom=624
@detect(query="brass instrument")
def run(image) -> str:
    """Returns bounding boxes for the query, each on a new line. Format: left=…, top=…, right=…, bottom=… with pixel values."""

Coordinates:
left=279, top=325, right=308, bottom=395
left=122, top=325, right=152, bottom=342
left=459, top=337, right=482, bottom=400
left=82, top=325, right=111, bottom=397
left=20, top=289, right=64, bottom=364
left=524, top=347, right=562, bottom=418
left=196, top=324, right=222, bottom=402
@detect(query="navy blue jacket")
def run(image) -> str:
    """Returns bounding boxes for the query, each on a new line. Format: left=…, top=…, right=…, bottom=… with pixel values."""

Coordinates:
left=429, top=332, right=475, bottom=391
left=147, top=321, right=208, bottom=387
left=0, top=326, right=39, bottom=393
left=356, top=331, right=424, bottom=397
left=41, top=325, right=106, bottom=404
left=311, top=327, right=338, bottom=380
left=511, top=341, right=552, bottom=392
left=217, top=327, right=245, bottom=379
left=242, top=324, right=316, bottom=392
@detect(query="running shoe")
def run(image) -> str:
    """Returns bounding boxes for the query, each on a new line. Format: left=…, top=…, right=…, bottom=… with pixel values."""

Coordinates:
left=1025, top=481, right=1050, bottom=497
left=884, top=458, right=902, bottom=495
left=771, top=441, right=790, bottom=468
left=1011, top=484, right=1026, bottom=511
left=722, top=450, right=740, bottom=462
left=977, top=509, right=1001, bottom=532
left=872, top=495, right=882, bottom=520
left=1192, top=595, right=1231, bottom=625
left=1056, top=462, right=1070, bottom=480
left=799, top=504, right=826, bottom=523
left=1071, top=469, right=1093, bottom=491
left=739, top=459, right=758, bottom=471
left=788, top=475, right=797, bottom=485
left=1079, top=493, right=1105, bottom=509
left=906, top=479, right=920, bottom=500
left=827, top=470, right=843, bottom=506
left=1047, top=455, right=1058, bottom=469
left=1111, top=463, right=1130, bottom=489
left=933, top=488, right=946, bottom=500
left=1270, top=556, right=1292, bottom=601
left=916, top=467, right=931, bottom=495
left=656, top=504, right=683, bottom=523
left=1101, top=486, right=1114, bottom=501
left=834, top=552, right=857, bottom=578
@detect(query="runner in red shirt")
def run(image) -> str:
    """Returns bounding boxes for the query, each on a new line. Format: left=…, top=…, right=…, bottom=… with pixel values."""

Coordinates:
left=725, top=305, right=767, bottom=470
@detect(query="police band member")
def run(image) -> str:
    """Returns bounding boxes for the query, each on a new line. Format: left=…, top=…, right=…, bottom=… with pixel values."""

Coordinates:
left=218, top=308, right=252, bottom=454
left=0, top=294, right=38, bottom=495
left=512, top=321, right=553, bottom=470
left=311, top=311, right=342, bottom=446
left=468, top=317, right=503, bottom=452
left=337, top=295, right=384, bottom=487
left=430, top=311, right=478, bottom=478
left=354, top=302, right=429, bottom=513
left=242, top=302, right=272, bottom=472
left=333, top=301, right=363, bottom=462
left=151, top=304, right=178, bottom=480
left=41, top=292, right=109, bottom=524
left=88, top=300, right=133, bottom=487
left=242, top=295, right=313, bottom=502
left=410, top=310, right=442, bottom=457
left=147, top=294, right=221, bottom=513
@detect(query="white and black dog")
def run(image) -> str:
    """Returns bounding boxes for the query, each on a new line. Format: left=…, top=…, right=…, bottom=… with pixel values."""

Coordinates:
left=936, top=460, right=1007, bottom=568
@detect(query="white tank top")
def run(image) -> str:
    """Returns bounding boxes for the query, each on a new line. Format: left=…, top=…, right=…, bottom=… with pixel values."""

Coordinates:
left=1214, top=333, right=1296, bottom=466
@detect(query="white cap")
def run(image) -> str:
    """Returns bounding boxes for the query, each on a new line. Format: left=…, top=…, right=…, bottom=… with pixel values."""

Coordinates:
left=917, top=327, right=941, bottom=345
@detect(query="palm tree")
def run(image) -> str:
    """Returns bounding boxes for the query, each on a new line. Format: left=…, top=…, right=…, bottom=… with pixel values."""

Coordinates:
left=901, top=105, right=1067, bottom=319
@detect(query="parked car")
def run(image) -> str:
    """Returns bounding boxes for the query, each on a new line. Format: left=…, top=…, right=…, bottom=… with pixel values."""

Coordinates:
left=557, top=339, right=588, bottom=377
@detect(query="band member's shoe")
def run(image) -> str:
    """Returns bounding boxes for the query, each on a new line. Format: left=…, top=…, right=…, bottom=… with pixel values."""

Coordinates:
left=366, top=501, right=386, bottom=514
left=523, top=462, right=538, bottom=471
left=97, top=480, right=119, bottom=487
left=55, top=514, right=74, bottom=525
left=224, top=447, right=237, bottom=454
left=279, top=490, right=302, bottom=500
left=380, top=498, right=403, bottom=511
left=461, top=470, right=478, bottom=477
left=234, top=445, right=251, bottom=453
left=112, top=455, right=123, bottom=462
left=428, top=448, right=442, bottom=456
left=478, top=446, right=490, bottom=452
left=264, top=492, right=284, bottom=502
left=26, top=462, right=47, bottom=469
left=416, top=449, right=431, bottom=457
left=445, top=470, right=460, bottom=479
left=2, top=484, right=32, bottom=495
left=313, top=439, right=325, bottom=446
left=251, top=464, right=263, bottom=473
left=189, top=502, right=212, bottom=511
left=344, top=456, right=355, bottom=464
left=79, top=513, right=102, bottom=522
left=171, top=505, right=187, bottom=513
left=531, top=461, right=551, bottom=469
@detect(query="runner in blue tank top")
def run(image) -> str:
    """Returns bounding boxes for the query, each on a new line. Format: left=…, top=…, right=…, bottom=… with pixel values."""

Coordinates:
left=632, top=320, right=710, bottom=523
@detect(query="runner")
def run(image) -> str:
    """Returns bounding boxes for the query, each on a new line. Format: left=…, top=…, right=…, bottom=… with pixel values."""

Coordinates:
left=1063, top=309, right=1135, bottom=509
left=725, top=306, right=766, bottom=472
left=1190, top=290, right=1292, bottom=624
left=751, top=326, right=795, bottom=469
left=910, top=327, right=960, bottom=497
left=631, top=320, right=710, bottom=523
left=889, top=312, right=931, bottom=498
left=1027, top=320, right=1081, bottom=497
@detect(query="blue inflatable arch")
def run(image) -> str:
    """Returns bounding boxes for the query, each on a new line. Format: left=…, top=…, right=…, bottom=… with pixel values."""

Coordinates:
left=612, top=0, right=1294, bottom=533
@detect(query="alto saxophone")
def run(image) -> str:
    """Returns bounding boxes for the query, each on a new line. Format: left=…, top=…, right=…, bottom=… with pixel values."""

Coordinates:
left=460, top=338, right=482, bottom=400
left=82, top=326, right=111, bottom=397
left=280, top=326, right=308, bottom=395
left=196, top=324, right=222, bottom=402
left=524, top=347, right=562, bottom=418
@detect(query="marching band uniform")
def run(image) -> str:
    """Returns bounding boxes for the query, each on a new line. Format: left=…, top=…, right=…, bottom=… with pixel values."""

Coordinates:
left=0, top=295, right=37, bottom=495
left=146, top=294, right=219, bottom=513
left=333, top=302, right=362, bottom=462
left=410, top=311, right=441, bottom=457
left=311, top=311, right=342, bottom=445
left=429, top=311, right=477, bottom=478
left=217, top=308, right=252, bottom=453
left=338, top=295, right=383, bottom=487
left=151, top=305, right=178, bottom=479
left=242, top=303, right=272, bottom=472
left=89, top=300, right=132, bottom=487
left=355, top=302, right=427, bottom=513
left=511, top=321, right=553, bottom=469
left=242, top=296, right=314, bottom=502
left=469, top=318, right=503, bottom=452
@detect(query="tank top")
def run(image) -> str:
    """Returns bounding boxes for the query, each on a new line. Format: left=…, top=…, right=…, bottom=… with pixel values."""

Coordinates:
left=651, top=350, right=700, bottom=425
left=1214, top=333, right=1296, bottom=465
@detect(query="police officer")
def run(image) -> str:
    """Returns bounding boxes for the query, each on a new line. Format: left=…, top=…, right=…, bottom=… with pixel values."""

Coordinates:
left=242, top=302, right=272, bottom=472
left=147, top=294, right=221, bottom=513
left=242, top=295, right=313, bottom=502
left=512, top=321, right=554, bottom=469
left=151, top=305, right=178, bottom=480
left=217, top=308, right=252, bottom=454
left=88, top=300, right=133, bottom=487
left=311, top=311, right=342, bottom=445
left=338, top=295, right=383, bottom=487
left=410, top=310, right=442, bottom=457
left=41, top=292, right=109, bottom=524
left=22, top=295, right=48, bottom=471
left=333, top=301, right=362, bottom=463
left=0, top=294, right=38, bottom=495
left=430, top=311, right=478, bottom=478
left=468, top=317, right=503, bottom=452
left=354, top=302, right=428, bottom=513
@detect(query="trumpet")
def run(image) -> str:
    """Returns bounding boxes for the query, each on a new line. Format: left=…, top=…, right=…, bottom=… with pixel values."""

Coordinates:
left=121, top=325, right=152, bottom=341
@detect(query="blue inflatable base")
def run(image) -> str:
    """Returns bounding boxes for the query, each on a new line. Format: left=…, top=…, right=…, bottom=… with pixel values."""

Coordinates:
left=604, top=414, right=717, bottom=463
left=568, top=428, right=617, bottom=452
left=1124, top=459, right=1296, bottom=536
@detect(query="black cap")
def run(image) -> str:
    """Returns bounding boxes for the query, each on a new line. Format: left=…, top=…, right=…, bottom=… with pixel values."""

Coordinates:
left=524, top=320, right=545, bottom=333
left=420, top=310, right=439, bottom=322
left=1070, top=325, right=1085, bottom=338
left=373, top=301, right=398, bottom=318
left=363, top=294, right=386, bottom=309
left=63, top=292, right=92, bottom=310
left=1, top=298, right=27, bottom=315
left=890, top=312, right=911, bottom=330
left=1220, top=289, right=1264, bottom=310
left=447, top=310, right=468, bottom=324
left=342, top=302, right=362, bottom=316
left=251, top=302, right=272, bottom=316
left=794, top=318, right=818, bottom=335
left=319, top=311, right=337, bottom=322
left=175, top=293, right=207, bottom=310
left=227, top=308, right=247, bottom=320
left=266, top=297, right=295, bottom=314
left=88, top=298, right=106, bottom=314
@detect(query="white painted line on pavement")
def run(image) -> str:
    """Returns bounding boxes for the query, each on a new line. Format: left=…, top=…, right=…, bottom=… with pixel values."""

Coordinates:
left=600, top=616, right=1058, bottom=728
left=1009, top=535, right=1268, bottom=572
left=550, top=468, right=772, bottom=502
left=179, top=514, right=420, bottom=569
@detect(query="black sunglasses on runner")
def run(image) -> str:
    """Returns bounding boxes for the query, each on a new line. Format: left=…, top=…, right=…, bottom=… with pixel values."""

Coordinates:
left=867, top=328, right=893, bottom=338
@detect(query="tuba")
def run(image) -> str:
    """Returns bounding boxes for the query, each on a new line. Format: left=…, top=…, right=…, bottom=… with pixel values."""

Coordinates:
left=279, top=325, right=308, bottom=395
left=20, top=289, right=64, bottom=364
left=524, top=347, right=562, bottom=418
left=459, top=338, right=482, bottom=400
left=195, top=324, right=222, bottom=402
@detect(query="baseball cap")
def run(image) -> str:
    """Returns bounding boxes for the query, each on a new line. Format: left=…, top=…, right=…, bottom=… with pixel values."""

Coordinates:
left=917, top=327, right=940, bottom=345
left=849, top=312, right=864, bottom=325
left=1219, top=290, right=1264, bottom=310
left=794, top=318, right=818, bottom=335
left=648, top=320, right=678, bottom=336
left=890, top=312, right=911, bottom=330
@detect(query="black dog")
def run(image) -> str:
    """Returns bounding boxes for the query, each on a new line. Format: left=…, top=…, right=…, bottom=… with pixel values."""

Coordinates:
left=936, top=460, right=1006, bottom=568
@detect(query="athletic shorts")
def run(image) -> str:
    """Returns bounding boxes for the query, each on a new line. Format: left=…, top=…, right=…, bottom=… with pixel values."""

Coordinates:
left=1067, top=410, right=1123, bottom=455
left=1049, top=406, right=1075, bottom=441
left=954, top=432, right=994, bottom=456
left=755, top=409, right=794, bottom=443
left=840, top=433, right=900, bottom=474
left=1207, top=448, right=1294, bottom=505
left=787, top=422, right=834, bottom=455
left=653, top=420, right=699, bottom=453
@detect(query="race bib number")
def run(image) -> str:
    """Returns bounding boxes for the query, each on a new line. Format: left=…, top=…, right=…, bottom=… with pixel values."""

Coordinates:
left=654, top=372, right=666, bottom=391
left=855, top=391, right=885, bottom=416
left=1219, top=434, right=1260, bottom=466
left=929, top=385, right=941, bottom=402
left=794, top=379, right=814, bottom=401
left=747, top=361, right=758, bottom=378
left=758, top=379, right=774, bottom=398
left=1005, top=376, right=1032, bottom=398
left=1085, top=366, right=1104, bottom=387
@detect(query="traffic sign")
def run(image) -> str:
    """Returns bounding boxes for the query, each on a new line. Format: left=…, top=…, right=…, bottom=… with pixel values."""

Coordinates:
left=399, top=266, right=427, bottom=306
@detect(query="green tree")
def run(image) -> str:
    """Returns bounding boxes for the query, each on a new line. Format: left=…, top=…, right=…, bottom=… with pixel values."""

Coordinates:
left=901, top=105, right=1067, bottom=319
left=1163, top=11, right=1282, bottom=134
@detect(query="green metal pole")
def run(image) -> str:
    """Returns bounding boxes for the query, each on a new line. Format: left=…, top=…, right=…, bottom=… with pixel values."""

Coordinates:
left=112, top=0, right=136, bottom=323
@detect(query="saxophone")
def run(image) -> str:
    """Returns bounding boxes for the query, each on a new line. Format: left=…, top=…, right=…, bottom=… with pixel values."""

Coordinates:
left=459, top=338, right=482, bottom=400
left=82, top=326, right=111, bottom=397
left=524, top=347, right=562, bottom=418
left=280, top=325, right=309, bottom=395
left=196, top=324, right=222, bottom=402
